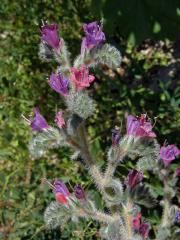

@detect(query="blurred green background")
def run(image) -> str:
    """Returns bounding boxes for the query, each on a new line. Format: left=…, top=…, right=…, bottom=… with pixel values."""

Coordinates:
left=0, top=0, right=180, bottom=239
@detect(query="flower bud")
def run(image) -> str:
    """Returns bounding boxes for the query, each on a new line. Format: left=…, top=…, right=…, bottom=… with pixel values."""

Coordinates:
left=125, top=169, right=143, bottom=189
left=112, top=127, right=121, bottom=146
left=160, top=144, right=180, bottom=166
left=74, top=184, right=86, bottom=200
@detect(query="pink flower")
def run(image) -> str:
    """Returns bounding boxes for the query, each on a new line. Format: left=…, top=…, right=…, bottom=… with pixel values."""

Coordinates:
left=160, top=144, right=180, bottom=166
left=132, top=212, right=142, bottom=230
left=126, top=114, right=156, bottom=138
left=55, top=111, right=65, bottom=128
left=70, top=65, right=95, bottom=91
left=132, top=213, right=150, bottom=238
left=53, top=180, right=70, bottom=205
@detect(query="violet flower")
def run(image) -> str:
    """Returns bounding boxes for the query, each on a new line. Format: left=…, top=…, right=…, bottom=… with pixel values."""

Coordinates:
left=125, top=169, right=143, bottom=189
left=70, top=64, right=95, bottom=91
left=41, top=23, right=61, bottom=50
left=160, top=144, right=180, bottom=166
left=30, top=107, right=49, bottom=131
left=175, top=210, right=180, bottom=223
left=112, top=127, right=121, bottom=146
left=74, top=184, right=86, bottom=200
left=55, top=111, right=65, bottom=129
left=81, top=21, right=105, bottom=53
left=126, top=114, right=156, bottom=138
left=139, top=223, right=150, bottom=238
left=49, top=73, right=69, bottom=96
left=132, top=213, right=150, bottom=238
left=175, top=167, right=180, bottom=178
left=53, top=180, right=70, bottom=205
left=53, top=180, right=70, bottom=196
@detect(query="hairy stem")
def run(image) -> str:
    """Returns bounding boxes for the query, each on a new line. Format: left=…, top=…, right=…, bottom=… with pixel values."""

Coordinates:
left=104, top=161, right=118, bottom=184
left=161, top=199, right=170, bottom=227
left=76, top=208, right=115, bottom=224
left=104, top=148, right=126, bottom=184
left=123, top=200, right=133, bottom=239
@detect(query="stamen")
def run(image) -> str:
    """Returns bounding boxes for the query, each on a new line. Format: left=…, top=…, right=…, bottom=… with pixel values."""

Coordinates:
left=152, top=116, right=158, bottom=128
left=21, top=114, right=31, bottom=124
left=41, top=19, right=45, bottom=26
left=41, top=178, right=55, bottom=190
left=163, top=139, right=168, bottom=146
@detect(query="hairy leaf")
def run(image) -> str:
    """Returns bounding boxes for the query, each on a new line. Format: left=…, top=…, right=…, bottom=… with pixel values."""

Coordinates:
left=104, top=179, right=124, bottom=206
left=94, top=44, right=122, bottom=69
left=129, top=184, right=157, bottom=208
left=65, top=91, right=95, bottom=119
left=44, top=201, right=71, bottom=229
left=28, top=127, right=66, bottom=159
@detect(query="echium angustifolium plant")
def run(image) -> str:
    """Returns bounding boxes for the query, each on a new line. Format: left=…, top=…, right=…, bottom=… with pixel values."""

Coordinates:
left=24, top=21, right=180, bottom=240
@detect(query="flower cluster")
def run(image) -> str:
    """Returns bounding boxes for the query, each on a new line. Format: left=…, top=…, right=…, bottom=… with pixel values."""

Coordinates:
left=25, top=20, right=180, bottom=240
left=45, top=179, right=86, bottom=205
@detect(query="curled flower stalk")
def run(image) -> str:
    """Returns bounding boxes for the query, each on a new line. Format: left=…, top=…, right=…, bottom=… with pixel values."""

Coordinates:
left=25, top=20, right=180, bottom=240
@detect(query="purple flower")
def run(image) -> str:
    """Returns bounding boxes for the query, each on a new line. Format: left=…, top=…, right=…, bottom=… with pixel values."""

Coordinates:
left=160, top=144, right=180, bottom=166
left=41, top=23, right=61, bottom=50
left=175, top=167, right=180, bottom=178
left=125, top=169, right=143, bottom=189
left=112, top=127, right=121, bottom=146
left=139, top=223, right=150, bottom=238
left=132, top=213, right=150, bottom=238
left=53, top=180, right=70, bottom=197
left=74, top=184, right=86, bottom=200
left=175, top=210, right=180, bottom=223
left=81, top=21, right=105, bottom=53
left=126, top=114, right=156, bottom=138
left=30, top=107, right=49, bottom=131
left=49, top=73, right=69, bottom=96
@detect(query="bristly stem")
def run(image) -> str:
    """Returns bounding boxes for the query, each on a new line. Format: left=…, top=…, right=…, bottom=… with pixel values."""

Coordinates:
left=123, top=200, right=133, bottom=239
left=104, top=161, right=118, bottom=184
left=104, top=148, right=125, bottom=184
left=76, top=207, right=115, bottom=224
left=67, top=122, right=104, bottom=190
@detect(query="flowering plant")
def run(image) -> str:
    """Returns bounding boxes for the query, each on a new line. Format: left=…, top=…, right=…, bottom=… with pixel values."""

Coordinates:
left=25, top=21, right=180, bottom=240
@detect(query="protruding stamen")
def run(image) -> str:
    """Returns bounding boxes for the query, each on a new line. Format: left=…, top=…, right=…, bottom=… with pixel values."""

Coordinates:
left=21, top=114, right=31, bottom=124
left=152, top=116, right=158, bottom=128
left=41, top=178, right=55, bottom=190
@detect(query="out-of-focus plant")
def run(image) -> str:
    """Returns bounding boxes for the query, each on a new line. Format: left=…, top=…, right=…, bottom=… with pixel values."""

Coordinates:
left=24, top=20, right=180, bottom=240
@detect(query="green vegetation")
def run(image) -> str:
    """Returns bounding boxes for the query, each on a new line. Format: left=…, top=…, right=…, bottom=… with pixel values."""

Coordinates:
left=0, top=1, right=180, bottom=239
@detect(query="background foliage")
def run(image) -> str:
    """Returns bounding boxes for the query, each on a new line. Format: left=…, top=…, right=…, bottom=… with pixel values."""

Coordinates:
left=0, top=0, right=180, bottom=239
